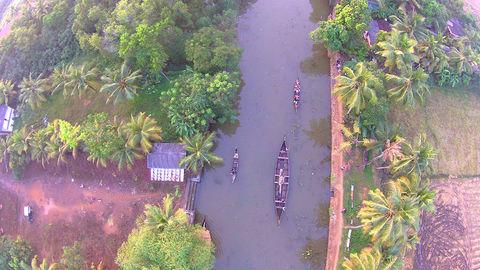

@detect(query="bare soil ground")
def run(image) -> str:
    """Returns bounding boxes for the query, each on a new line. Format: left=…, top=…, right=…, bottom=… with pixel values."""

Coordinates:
left=415, top=177, right=480, bottom=270
left=0, top=155, right=185, bottom=269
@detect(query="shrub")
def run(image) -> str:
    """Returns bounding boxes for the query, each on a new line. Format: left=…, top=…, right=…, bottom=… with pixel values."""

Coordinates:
left=310, top=0, right=371, bottom=58
left=0, top=236, right=32, bottom=270
left=61, top=242, right=85, bottom=270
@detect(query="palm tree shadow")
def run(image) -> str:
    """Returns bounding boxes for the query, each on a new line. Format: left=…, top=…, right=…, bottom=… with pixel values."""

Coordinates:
left=303, top=117, right=331, bottom=148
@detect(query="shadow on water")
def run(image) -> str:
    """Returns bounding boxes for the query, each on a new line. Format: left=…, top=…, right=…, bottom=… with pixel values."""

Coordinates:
left=303, top=117, right=331, bottom=148
left=309, top=0, right=330, bottom=22
left=301, top=44, right=330, bottom=75
left=300, top=237, right=328, bottom=269
left=315, top=202, right=330, bottom=228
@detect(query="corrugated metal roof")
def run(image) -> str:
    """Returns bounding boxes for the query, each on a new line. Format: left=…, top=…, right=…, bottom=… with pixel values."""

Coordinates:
left=147, top=143, right=186, bottom=169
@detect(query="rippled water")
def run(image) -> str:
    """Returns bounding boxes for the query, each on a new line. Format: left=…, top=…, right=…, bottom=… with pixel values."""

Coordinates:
left=196, top=0, right=331, bottom=269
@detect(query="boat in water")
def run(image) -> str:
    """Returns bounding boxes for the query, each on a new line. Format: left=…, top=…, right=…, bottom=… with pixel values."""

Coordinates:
left=293, top=78, right=301, bottom=111
left=231, top=148, right=239, bottom=183
left=274, top=137, right=289, bottom=225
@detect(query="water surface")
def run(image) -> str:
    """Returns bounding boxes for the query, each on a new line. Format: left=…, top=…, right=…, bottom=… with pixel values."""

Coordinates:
left=197, top=0, right=331, bottom=269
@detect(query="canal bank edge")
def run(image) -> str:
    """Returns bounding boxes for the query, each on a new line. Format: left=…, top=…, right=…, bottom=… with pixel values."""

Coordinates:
left=325, top=1, right=344, bottom=270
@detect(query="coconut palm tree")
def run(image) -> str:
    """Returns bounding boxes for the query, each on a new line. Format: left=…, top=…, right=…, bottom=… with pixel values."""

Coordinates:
left=391, top=134, right=437, bottom=175
left=8, top=128, right=31, bottom=156
left=64, top=65, right=98, bottom=99
left=369, top=135, right=406, bottom=165
left=111, top=142, right=143, bottom=170
left=390, top=10, right=430, bottom=42
left=0, top=79, right=14, bottom=105
left=50, top=65, right=69, bottom=94
left=179, top=132, right=223, bottom=175
left=342, top=247, right=399, bottom=270
left=100, top=62, right=142, bottom=105
left=21, top=256, right=59, bottom=270
left=334, top=62, right=382, bottom=115
left=18, top=73, right=47, bottom=110
left=29, top=128, right=51, bottom=168
left=121, top=112, right=162, bottom=153
left=358, top=188, right=419, bottom=245
left=377, top=29, right=419, bottom=73
left=418, top=34, right=449, bottom=74
left=386, top=68, right=430, bottom=106
left=144, top=194, right=188, bottom=231
left=391, top=174, right=436, bottom=213
left=449, top=42, right=477, bottom=76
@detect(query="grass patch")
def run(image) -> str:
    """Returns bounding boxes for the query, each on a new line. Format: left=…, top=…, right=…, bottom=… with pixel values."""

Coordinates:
left=342, top=164, right=375, bottom=256
left=131, top=75, right=179, bottom=142
left=17, top=91, right=132, bottom=128
left=390, top=87, right=480, bottom=176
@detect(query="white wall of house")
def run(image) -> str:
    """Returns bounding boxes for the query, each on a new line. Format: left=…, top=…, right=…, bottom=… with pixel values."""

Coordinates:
left=150, top=168, right=185, bottom=182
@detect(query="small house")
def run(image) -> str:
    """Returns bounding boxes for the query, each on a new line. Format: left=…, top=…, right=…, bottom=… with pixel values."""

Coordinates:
left=147, top=143, right=186, bottom=182
left=0, top=105, right=15, bottom=136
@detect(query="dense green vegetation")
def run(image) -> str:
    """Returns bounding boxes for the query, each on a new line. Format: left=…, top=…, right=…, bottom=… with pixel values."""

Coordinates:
left=116, top=195, right=214, bottom=270
left=0, top=0, right=242, bottom=179
left=312, top=0, right=480, bottom=267
left=0, top=235, right=32, bottom=270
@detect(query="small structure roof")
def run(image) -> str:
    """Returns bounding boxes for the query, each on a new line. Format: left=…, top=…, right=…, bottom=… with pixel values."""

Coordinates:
left=0, top=105, right=14, bottom=135
left=447, top=18, right=465, bottom=37
left=147, top=143, right=186, bottom=169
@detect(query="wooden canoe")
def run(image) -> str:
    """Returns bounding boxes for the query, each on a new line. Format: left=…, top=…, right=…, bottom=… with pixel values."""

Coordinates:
left=274, top=137, right=289, bottom=225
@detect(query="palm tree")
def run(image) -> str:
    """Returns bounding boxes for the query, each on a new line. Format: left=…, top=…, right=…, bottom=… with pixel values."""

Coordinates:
left=111, top=143, right=143, bottom=171
left=358, top=188, right=419, bottom=245
left=391, top=134, right=437, bottom=175
left=100, top=62, right=142, bottom=105
left=19, top=73, right=47, bottom=110
left=377, top=29, right=419, bottom=73
left=121, top=112, right=162, bottom=153
left=386, top=68, right=430, bottom=106
left=418, top=34, right=449, bottom=74
left=8, top=128, right=31, bottom=156
left=29, top=128, right=51, bottom=168
left=144, top=194, right=188, bottom=231
left=369, top=135, right=406, bottom=165
left=0, top=79, right=14, bottom=105
left=334, top=62, right=382, bottom=115
left=21, top=256, right=59, bottom=270
left=390, top=10, right=430, bottom=42
left=50, top=65, right=69, bottom=94
left=90, top=261, right=105, bottom=270
left=449, top=42, right=477, bottom=76
left=391, top=174, right=436, bottom=213
left=342, top=247, right=399, bottom=270
left=64, top=65, right=98, bottom=99
left=179, top=132, right=223, bottom=175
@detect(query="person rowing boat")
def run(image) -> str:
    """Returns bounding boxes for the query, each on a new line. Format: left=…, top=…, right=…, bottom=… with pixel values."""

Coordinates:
left=293, top=78, right=301, bottom=111
left=231, top=148, right=239, bottom=183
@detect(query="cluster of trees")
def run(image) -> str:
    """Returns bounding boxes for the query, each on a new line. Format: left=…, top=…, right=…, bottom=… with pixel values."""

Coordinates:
left=0, top=236, right=92, bottom=270
left=0, top=111, right=162, bottom=178
left=309, top=0, right=480, bottom=267
left=116, top=194, right=215, bottom=269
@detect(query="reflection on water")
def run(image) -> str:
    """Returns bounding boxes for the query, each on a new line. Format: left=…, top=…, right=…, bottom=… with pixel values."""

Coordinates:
left=301, top=44, right=330, bottom=75
left=315, top=202, right=330, bottom=228
left=304, top=117, right=331, bottom=147
left=300, top=237, right=328, bottom=269
left=309, top=0, right=330, bottom=22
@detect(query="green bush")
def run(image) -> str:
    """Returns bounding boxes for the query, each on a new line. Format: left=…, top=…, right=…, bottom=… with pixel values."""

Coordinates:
left=61, top=242, right=85, bottom=270
left=0, top=236, right=32, bottom=270
left=160, top=70, right=241, bottom=137
left=117, top=223, right=214, bottom=270
left=310, top=0, right=371, bottom=58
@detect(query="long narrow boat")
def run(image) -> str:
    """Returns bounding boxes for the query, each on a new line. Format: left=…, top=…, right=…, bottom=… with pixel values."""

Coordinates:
left=274, top=137, right=289, bottom=225
left=293, top=78, right=301, bottom=112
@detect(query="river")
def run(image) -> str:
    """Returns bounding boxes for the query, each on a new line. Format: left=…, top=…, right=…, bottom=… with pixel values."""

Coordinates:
left=196, top=0, right=331, bottom=269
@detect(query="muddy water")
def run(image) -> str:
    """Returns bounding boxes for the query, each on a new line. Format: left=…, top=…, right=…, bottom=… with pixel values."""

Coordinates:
left=196, top=0, right=331, bottom=269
